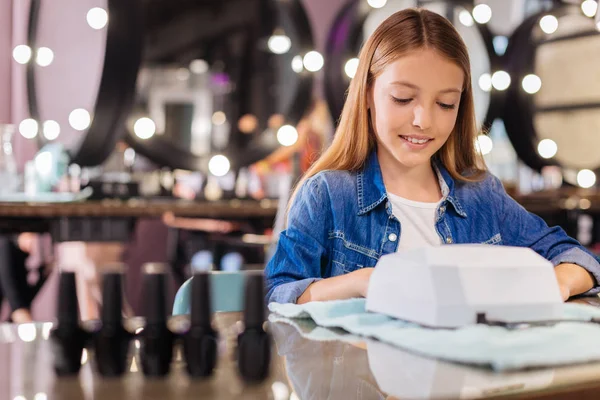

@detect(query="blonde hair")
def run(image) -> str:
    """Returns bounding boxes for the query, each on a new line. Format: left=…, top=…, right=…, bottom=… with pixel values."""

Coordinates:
left=289, top=8, right=485, bottom=210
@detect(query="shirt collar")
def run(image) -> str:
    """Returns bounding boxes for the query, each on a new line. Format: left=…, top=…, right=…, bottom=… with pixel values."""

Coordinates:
left=356, top=151, right=467, bottom=218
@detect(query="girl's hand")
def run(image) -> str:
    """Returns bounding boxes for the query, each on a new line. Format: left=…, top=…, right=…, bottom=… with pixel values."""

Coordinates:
left=354, top=267, right=375, bottom=298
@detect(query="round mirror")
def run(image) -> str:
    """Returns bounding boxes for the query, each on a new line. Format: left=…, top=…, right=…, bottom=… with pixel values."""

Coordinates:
left=26, top=0, right=142, bottom=166
left=125, top=0, right=316, bottom=173
left=503, top=3, right=600, bottom=186
left=324, top=0, right=501, bottom=131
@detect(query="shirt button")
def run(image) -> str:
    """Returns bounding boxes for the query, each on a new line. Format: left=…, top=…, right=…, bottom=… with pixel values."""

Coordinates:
left=388, top=233, right=398, bottom=242
left=446, top=237, right=453, bottom=244
left=440, top=206, right=446, bottom=213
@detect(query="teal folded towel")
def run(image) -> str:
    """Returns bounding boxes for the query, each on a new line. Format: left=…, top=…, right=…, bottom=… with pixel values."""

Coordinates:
left=269, top=298, right=600, bottom=371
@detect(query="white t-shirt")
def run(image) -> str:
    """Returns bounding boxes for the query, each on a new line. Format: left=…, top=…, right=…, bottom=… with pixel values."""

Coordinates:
left=387, top=193, right=442, bottom=251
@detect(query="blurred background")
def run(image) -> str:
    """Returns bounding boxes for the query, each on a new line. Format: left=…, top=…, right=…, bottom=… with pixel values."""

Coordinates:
left=0, top=0, right=599, bottom=322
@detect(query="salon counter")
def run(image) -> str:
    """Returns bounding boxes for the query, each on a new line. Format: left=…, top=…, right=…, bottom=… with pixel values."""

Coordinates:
left=3, top=301, right=600, bottom=400
left=0, top=198, right=279, bottom=241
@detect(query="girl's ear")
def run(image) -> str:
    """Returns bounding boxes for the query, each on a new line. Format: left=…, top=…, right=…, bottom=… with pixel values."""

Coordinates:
left=367, top=84, right=374, bottom=111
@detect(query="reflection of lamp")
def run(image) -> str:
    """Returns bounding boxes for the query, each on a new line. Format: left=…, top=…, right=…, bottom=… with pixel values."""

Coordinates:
left=302, top=51, right=324, bottom=72
left=268, top=28, right=292, bottom=55
left=42, top=120, right=60, bottom=140
left=344, top=58, right=359, bottom=79
left=19, top=118, right=38, bottom=139
left=367, top=0, right=387, bottom=9
left=12, top=45, right=32, bottom=64
left=521, top=74, right=542, bottom=94
left=134, top=117, right=156, bottom=139
left=472, top=4, right=492, bottom=24
left=367, top=340, right=554, bottom=399
left=540, top=15, right=558, bottom=34
left=276, top=125, right=298, bottom=146
left=86, top=7, right=109, bottom=30
left=36, top=47, right=54, bottom=67
left=582, top=0, right=598, bottom=18
left=68, top=108, right=91, bottom=131
left=491, top=70, right=511, bottom=91
left=537, top=139, right=557, bottom=159
left=208, top=154, right=230, bottom=177
left=577, top=169, right=596, bottom=188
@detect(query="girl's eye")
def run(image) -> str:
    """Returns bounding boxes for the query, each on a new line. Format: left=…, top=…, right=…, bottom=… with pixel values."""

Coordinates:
left=438, top=102, right=456, bottom=110
left=391, top=96, right=412, bottom=104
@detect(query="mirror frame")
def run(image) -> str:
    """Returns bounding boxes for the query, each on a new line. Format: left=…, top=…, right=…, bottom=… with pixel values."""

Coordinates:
left=502, top=4, right=600, bottom=178
left=124, top=0, right=315, bottom=172
left=26, top=0, right=143, bottom=167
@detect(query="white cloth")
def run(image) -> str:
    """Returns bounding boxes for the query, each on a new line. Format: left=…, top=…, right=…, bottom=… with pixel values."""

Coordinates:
left=387, top=193, right=442, bottom=250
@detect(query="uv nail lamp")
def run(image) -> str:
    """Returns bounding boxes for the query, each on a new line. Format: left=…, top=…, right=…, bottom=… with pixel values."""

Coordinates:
left=366, top=245, right=563, bottom=328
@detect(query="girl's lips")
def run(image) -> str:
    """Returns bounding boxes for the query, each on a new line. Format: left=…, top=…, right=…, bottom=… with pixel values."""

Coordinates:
left=399, top=135, right=433, bottom=149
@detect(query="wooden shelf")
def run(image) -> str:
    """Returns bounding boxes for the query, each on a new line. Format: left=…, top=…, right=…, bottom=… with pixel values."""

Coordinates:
left=0, top=198, right=280, bottom=219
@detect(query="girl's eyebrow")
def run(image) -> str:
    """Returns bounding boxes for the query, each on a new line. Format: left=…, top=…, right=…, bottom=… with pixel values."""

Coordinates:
left=390, top=81, right=461, bottom=94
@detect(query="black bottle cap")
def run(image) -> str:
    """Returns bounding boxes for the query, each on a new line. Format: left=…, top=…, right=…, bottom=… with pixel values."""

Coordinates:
left=243, top=272, right=266, bottom=330
left=51, top=271, right=86, bottom=376
left=184, top=271, right=218, bottom=378
left=190, top=272, right=212, bottom=328
left=94, top=269, right=131, bottom=377
left=101, top=272, right=123, bottom=326
left=142, top=263, right=167, bottom=325
left=139, top=263, right=173, bottom=377
left=57, top=272, right=79, bottom=326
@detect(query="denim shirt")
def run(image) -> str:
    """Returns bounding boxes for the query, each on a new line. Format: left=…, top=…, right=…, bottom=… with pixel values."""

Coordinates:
left=265, top=151, right=600, bottom=303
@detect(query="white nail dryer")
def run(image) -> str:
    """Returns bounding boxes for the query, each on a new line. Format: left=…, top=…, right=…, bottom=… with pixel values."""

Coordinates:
left=366, top=245, right=563, bottom=328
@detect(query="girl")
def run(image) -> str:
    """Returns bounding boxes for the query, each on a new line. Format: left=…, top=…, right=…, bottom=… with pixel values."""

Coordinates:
left=265, top=8, right=600, bottom=304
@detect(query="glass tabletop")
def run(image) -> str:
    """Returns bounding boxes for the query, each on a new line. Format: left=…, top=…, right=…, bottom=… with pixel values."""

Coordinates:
left=2, top=306, right=600, bottom=400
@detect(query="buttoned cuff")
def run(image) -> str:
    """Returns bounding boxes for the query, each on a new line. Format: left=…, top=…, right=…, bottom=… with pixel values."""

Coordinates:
left=267, top=278, right=323, bottom=304
left=551, top=247, right=600, bottom=296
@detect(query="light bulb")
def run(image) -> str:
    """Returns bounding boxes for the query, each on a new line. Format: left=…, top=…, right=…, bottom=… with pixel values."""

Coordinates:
left=472, top=4, right=492, bottom=24
left=581, top=0, right=598, bottom=18
left=87, top=7, right=108, bottom=29
left=19, top=119, right=38, bottom=139
left=459, top=10, right=474, bottom=27
left=491, top=71, right=510, bottom=91
left=537, top=139, right=557, bottom=159
left=478, top=73, right=492, bottom=92
left=344, top=58, right=359, bottom=79
left=291, top=55, right=304, bottom=73
left=540, top=15, right=558, bottom=34
left=367, top=0, right=387, bottom=8
left=522, top=74, right=542, bottom=94
left=69, top=108, right=91, bottom=131
left=189, top=59, right=208, bottom=74
left=42, top=120, right=60, bottom=140
left=13, top=45, right=32, bottom=64
left=134, top=117, right=155, bottom=139
left=268, top=34, right=291, bottom=54
left=476, top=135, right=493, bottom=155
left=208, top=155, right=230, bottom=177
left=577, top=169, right=596, bottom=188
left=36, top=47, right=54, bottom=67
left=303, top=51, right=324, bottom=72
left=277, top=125, right=298, bottom=146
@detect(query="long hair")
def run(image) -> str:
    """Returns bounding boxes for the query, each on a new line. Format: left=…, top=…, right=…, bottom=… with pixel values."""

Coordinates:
left=289, top=8, right=485, bottom=210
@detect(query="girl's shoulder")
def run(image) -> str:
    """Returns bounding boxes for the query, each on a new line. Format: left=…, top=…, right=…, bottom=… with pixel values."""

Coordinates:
left=304, top=169, right=357, bottom=196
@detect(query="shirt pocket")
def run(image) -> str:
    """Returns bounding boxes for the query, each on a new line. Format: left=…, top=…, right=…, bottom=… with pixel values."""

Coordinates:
left=331, top=248, right=377, bottom=276
left=481, top=233, right=502, bottom=245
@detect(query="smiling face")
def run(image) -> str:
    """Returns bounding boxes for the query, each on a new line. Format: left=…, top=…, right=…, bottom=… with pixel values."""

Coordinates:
left=368, top=48, right=464, bottom=172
